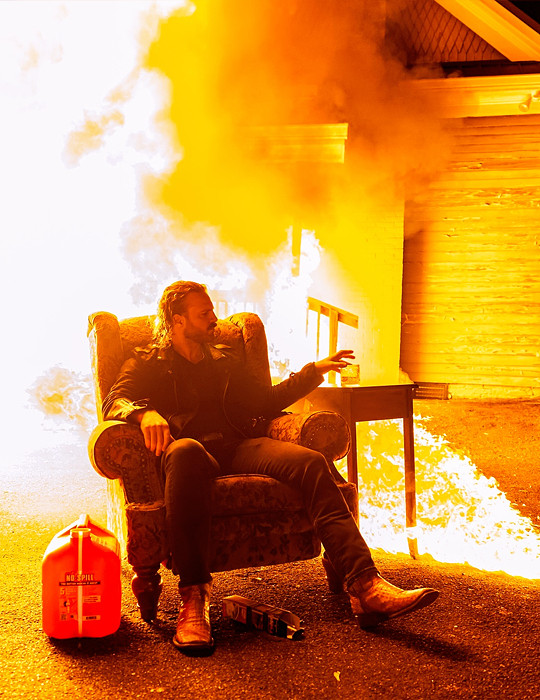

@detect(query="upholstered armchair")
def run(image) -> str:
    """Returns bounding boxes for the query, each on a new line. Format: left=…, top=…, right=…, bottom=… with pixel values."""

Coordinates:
left=87, top=310, right=358, bottom=620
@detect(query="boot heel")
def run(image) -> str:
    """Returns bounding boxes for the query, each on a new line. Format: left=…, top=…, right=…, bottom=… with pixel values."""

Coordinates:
left=356, top=610, right=387, bottom=629
left=348, top=593, right=387, bottom=627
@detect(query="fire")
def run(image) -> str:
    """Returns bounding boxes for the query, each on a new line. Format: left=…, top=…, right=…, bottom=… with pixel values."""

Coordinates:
left=264, top=228, right=322, bottom=376
left=348, top=418, right=540, bottom=579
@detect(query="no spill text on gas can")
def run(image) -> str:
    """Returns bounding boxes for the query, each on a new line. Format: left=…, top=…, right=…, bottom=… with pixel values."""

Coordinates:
left=41, top=514, right=121, bottom=639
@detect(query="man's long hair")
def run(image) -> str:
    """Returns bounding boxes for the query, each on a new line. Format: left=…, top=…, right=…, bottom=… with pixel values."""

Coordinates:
left=153, top=280, right=207, bottom=348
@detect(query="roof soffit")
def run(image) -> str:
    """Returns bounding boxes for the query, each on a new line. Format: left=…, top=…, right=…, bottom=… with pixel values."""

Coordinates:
left=435, top=0, right=540, bottom=60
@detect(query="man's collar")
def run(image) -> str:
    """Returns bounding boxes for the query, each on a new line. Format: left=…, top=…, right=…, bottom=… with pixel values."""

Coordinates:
left=206, top=343, right=231, bottom=361
left=156, top=343, right=231, bottom=363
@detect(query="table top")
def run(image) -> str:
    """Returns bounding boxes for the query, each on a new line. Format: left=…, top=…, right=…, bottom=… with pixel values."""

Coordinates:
left=313, top=383, right=416, bottom=392
left=306, top=383, right=417, bottom=421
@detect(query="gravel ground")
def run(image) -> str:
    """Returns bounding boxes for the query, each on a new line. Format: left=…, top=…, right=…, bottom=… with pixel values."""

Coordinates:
left=1, top=399, right=539, bottom=700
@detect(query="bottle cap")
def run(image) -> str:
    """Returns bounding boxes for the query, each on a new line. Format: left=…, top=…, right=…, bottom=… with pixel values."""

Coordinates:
left=70, top=527, right=91, bottom=539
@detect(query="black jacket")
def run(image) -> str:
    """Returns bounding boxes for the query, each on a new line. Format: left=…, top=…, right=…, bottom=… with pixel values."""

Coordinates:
left=102, top=343, right=324, bottom=439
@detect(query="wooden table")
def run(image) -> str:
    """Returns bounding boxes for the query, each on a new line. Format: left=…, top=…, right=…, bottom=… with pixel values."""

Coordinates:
left=304, top=383, right=419, bottom=558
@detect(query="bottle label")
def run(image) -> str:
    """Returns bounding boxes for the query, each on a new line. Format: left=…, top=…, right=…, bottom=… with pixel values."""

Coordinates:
left=59, top=572, right=100, bottom=586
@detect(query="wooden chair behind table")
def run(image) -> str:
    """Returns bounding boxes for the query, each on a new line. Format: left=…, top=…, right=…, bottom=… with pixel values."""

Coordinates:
left=87, top=310, right=359, bottom=620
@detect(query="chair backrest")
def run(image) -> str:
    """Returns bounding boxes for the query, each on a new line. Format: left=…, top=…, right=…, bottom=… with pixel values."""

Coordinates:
left=88, top=311, right=272, bottom=421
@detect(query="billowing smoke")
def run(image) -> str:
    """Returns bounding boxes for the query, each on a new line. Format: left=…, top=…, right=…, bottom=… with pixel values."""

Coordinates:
left=28, top=367, right=95, bottom=433
left=26, top=0, right=454, bottom=423
left=132, top=0, right=450, bottom=256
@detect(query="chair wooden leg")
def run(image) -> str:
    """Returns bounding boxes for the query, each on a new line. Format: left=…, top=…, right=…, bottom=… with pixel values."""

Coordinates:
left=131, top=565, right=162, bottom=622
left=322, top=552, right=345, bottom=594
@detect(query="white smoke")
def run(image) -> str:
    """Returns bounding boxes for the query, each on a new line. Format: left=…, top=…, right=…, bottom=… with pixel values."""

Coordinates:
left=0, top=1, right=185, bottom=454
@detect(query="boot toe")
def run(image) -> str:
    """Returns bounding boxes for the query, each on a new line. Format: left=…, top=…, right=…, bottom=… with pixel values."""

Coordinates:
left=392, top=587, right=439, bottom=616
left=357, top=587, right=440, bottom=628
left=174, top=582, right=214, bottom=655
left=172, top=634, right=215, bottom=656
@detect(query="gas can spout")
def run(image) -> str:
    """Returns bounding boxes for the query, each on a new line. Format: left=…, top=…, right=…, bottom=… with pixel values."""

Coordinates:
left=70, top=527, right=91, bottom=539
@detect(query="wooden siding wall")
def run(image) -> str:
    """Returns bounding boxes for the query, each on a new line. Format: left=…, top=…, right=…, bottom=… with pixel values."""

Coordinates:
left=401, top=114, right=540, bottom=398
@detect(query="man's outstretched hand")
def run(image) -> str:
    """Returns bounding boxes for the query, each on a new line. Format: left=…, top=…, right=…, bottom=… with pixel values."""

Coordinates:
left=135, top=409, right=172, bottom=457
left=314, top=350, right=355, bottom=376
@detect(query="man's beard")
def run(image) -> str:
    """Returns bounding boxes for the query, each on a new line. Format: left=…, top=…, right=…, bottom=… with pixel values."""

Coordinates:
left=186, top=324, right=217, bottom=343
left=206, top=324, right=218, bottom=341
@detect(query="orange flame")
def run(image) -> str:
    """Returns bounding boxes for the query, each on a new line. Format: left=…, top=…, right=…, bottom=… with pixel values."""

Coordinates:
left=348, top=418, right=540, bottom=579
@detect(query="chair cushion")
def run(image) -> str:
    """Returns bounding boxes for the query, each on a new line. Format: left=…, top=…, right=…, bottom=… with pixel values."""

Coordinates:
left=207, top=475, right=324, bottom=571
left=211, top=475, right=305, bottom=516
left=209, top=517, right=321, bottom=571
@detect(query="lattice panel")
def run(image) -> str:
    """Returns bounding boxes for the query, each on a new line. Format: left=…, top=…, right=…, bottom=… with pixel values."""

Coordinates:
left=389, top=0, right=506, bottom=65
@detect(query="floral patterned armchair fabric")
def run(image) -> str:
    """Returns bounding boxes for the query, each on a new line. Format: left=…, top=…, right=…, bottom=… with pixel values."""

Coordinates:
left=87, top=310, right=358, bottom=598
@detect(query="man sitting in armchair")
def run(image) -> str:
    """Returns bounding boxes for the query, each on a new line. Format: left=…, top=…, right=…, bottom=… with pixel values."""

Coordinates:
left=103, top=280, right=439, bottom=656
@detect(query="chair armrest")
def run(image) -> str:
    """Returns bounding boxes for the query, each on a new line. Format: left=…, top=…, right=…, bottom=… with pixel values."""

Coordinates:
left=88, top=420, right=164, bottom=503
left=266, top=411, right=350, bottom=463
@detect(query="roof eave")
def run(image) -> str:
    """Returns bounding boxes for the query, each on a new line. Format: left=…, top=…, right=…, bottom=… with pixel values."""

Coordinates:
left=436, top=0, right=540, bottom=61
left=411, top=72, right=540, bottom=117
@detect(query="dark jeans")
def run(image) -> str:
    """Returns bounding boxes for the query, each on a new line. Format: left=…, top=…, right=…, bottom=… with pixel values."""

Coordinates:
left=161, top=437, right=377, bottom=588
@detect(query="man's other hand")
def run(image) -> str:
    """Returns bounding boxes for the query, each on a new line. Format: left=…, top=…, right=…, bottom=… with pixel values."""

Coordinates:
left=135, top=409, right=172, bottom=457
left=314, top=350, right=355, bottom=376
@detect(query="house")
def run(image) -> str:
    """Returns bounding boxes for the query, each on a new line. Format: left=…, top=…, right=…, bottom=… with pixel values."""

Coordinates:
left=395, top=0, right=540, bottom=398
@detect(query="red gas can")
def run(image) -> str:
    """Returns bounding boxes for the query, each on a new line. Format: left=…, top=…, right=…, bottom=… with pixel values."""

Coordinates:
left=42, top=514, right=121, bottom=639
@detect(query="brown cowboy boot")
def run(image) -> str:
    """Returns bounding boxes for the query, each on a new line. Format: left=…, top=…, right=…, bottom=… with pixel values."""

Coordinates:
left=173, top=582, right=214, bottom=656
left=348, top=571, right=439, bottom=629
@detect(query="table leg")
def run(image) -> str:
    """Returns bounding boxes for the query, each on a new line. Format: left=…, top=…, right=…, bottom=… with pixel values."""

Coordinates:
left=403, top=411, right=418, bottom=559
left=347, top=421, right=358, bottom=489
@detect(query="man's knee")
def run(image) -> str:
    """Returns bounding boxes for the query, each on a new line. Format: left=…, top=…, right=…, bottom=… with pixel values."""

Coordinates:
left=162, top=438, right=218, bottom=479
left=280, top=443, right=330, bottom=483
left=165, top=438, right=206, bottom=459
left=291, top=443, right=327, bottom=467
